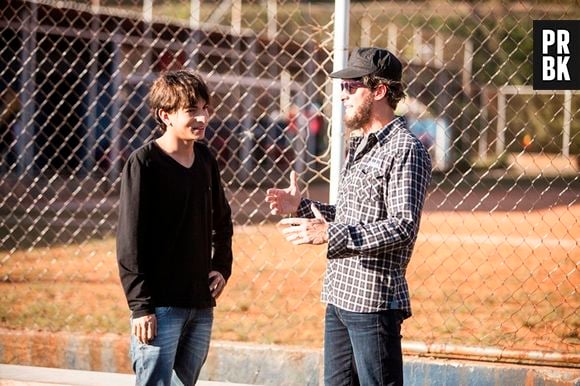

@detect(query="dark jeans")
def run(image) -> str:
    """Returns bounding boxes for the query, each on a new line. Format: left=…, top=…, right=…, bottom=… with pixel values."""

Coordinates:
left=324, top=304, right=404, bottom=386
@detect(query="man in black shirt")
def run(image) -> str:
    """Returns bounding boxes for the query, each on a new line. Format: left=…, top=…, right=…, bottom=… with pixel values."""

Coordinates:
left=116, top=70, right=233, bottom=385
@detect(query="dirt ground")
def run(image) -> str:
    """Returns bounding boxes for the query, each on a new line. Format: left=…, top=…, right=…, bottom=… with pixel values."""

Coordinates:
left=0, top=175, right=578, bottom=358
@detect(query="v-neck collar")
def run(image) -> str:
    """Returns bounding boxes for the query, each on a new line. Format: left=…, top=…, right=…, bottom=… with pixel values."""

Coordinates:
left=152, top=141, right=197, bottom=170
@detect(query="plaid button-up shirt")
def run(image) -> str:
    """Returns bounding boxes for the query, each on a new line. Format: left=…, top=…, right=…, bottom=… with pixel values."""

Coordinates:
left=298, top=116, right=432, bottom=318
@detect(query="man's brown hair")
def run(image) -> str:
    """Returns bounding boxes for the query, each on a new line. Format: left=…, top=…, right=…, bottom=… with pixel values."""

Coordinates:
left=148, top=69, right=210, bottom=132
left=362, top=74, right=406, bottom=110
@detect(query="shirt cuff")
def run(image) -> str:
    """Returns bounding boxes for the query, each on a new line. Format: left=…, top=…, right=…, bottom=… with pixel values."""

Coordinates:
left=296, top=198, right=313, bottom=217
left=132, top=307, right=154, bottom=319
left=327, top=222, right=349, bottom=259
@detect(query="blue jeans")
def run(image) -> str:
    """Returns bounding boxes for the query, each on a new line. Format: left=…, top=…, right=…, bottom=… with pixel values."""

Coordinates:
left=131, top=307, right=213, bottom=386
left=324, top=304, right=404, bottom=386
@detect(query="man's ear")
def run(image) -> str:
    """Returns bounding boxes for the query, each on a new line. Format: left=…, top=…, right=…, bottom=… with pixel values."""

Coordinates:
left=373, top=83, right=388, bottom=101
left=157, top=108, right=170, bottom=124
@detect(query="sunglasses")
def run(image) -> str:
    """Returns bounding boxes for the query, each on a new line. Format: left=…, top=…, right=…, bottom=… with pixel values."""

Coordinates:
left=340, top=80, right=367, bottom=94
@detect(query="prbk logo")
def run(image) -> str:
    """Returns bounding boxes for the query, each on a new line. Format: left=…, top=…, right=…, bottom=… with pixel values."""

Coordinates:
left=533, top=20, right=579, bottom=90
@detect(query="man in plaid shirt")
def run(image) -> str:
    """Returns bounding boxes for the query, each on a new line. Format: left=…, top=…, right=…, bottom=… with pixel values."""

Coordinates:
left=266, top=47, right=432, bottom=385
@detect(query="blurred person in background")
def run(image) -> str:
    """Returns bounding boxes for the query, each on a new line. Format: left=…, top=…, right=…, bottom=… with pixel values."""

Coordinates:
left=116, top=69, right=233, bottom=386
left=0, top=86, right=19, bottom=173
left=266, top=47, right=432, bottom=386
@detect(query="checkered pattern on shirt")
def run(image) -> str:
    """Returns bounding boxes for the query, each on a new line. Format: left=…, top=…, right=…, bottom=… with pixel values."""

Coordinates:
left=298, top=116, right=432, bottom=318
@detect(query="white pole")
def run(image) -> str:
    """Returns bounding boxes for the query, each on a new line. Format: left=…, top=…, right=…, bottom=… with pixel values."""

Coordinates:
left=478, top=87, right=489, bottom=160
left=266, top=0, right=277, bottom=40
left=280, top=70, right=291, bottom=115
left=496, top=90, right=506, bottom=156
left=190, top=0, right=200, bottom=29
left=142, top=0, right=152, bottom=74
left=232, top=0, right=241, bottom=33
left=188, top=0, right=200, bottom=69
left=387, top=23, right=397, bottom=52
left=413, top=29, right=422, bottom=63
left=360, top=15, right=371, bottom=47
left=329, top=0, right=350, bottom=204
left=434, top=34, right=443, bottom=67
left=143, top=0, right=153, bottom=22
left=463, top=39, right=473, bottom=96
left=562, top=90, right=572, bottom=158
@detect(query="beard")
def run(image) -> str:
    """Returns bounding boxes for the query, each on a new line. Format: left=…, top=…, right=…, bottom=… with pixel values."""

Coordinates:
left=344, top=93, right=373, bottom=131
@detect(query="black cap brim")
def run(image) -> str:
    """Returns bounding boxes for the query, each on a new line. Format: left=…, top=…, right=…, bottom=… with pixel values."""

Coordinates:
left=329, top=66, right=372, bottom=79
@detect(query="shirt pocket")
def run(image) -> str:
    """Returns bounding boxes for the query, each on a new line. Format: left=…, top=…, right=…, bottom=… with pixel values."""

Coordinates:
left=353, top=167, right=384, bottom=203
left=350, top=167, right=384, bottom=209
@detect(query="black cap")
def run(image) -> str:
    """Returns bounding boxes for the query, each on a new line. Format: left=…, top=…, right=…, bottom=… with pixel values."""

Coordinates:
left=329, top=47, right=402, bottom=81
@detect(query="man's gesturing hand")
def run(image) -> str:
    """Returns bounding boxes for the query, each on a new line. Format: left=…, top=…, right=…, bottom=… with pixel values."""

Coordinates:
left=279, top=204, right=329, bottom=245
left=265, top=170, right=301, bottom=216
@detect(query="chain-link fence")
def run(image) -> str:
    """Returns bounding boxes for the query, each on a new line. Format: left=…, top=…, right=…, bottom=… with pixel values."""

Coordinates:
left=1, top=0, right=578, bottom=368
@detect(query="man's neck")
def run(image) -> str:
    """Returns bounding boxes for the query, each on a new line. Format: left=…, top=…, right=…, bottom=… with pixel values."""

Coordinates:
left=363, top=114, right=396, bottom=135
left=156, top=134, right=194, bottom=153
left=155, top=134, right=195, bottom=167
left=362, top=102, right=395, bottom=135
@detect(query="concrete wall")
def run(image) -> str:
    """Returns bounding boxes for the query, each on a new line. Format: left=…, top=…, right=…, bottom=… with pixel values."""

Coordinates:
left=0, top=329, right=578, bottom=385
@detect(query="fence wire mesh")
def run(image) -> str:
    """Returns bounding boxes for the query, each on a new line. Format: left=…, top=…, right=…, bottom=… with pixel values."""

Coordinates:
left=1, top=0, right=579, bottom=367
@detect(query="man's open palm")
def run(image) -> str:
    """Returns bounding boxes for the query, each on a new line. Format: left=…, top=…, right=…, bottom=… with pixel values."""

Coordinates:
left=265, top=170, right=301, bottom=216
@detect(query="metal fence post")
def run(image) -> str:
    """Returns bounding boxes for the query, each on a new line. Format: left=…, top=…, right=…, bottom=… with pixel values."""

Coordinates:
left=329, top=0, right=349, bottom=204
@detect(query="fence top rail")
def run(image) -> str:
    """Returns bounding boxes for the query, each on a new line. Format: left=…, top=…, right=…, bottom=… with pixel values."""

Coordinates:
left=498, top=85, right=580, bottom=95
left=28, top=0, right=257, bottom=37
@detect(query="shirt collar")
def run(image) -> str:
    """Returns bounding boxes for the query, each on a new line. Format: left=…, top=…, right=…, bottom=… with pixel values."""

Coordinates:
left=348, top=116, right=406, bottom=148
left=373, top=115, right=406, bottom=146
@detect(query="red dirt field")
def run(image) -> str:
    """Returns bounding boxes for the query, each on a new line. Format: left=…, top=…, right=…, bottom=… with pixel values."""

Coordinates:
left=1, top=204, right=578, bottom=357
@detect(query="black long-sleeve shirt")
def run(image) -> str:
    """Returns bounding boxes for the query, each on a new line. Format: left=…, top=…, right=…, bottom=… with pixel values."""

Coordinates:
left=116, top=141, right=233, bottom=318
